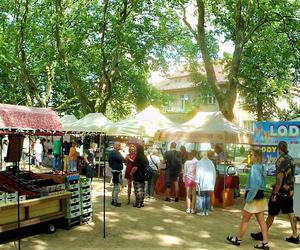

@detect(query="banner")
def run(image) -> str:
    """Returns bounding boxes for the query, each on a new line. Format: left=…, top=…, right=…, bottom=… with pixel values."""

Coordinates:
left=254, top=121, right=300, bottom=145
left=259, top=145, right=278, bottom=165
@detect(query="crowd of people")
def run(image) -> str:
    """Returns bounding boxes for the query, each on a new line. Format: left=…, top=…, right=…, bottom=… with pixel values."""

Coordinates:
left=107, top=140, right=299, bottom=249
left=108, top=141, right=217, bottom=215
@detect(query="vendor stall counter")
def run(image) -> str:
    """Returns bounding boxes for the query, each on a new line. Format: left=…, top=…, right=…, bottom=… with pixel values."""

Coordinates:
left=0, top=192, right=71, bottom=233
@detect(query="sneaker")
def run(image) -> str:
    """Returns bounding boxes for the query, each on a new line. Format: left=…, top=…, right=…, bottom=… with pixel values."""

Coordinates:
left=190, top=209, right=195, bottom=214
left=286, top=235, right=299, bottom=244
left=186, top=208, right=191, bottom=213
left=197, top=212, right=205, bottom=216
left=165, top=197, right=171, bottom=202
left=204, top=211, right=209, bottom=216
left=251, top=232, right=263, bottom=241
left=111, top=200, right=115, bottom=205
left=113, top=202, right=121, bottom=207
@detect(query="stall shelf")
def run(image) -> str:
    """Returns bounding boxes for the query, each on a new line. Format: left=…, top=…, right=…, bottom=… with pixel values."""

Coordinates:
left=0, top=192, right=71, bottom=233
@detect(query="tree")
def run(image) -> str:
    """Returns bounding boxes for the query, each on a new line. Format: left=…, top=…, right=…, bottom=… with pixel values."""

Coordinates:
left=0, top=0, right=181, bottom=119
left=168, top=0, right=299, bottom=121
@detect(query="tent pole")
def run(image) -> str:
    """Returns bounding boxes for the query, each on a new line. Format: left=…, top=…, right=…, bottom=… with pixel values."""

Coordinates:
left=103, top=133, right=106, bottom=238
left=98, top=134, right=102, bottom=178
left=17, top=133, right=21, bottom=250
left=0, top=135, right=2, bottom=170
left=28, top=135, right=31, bottom=173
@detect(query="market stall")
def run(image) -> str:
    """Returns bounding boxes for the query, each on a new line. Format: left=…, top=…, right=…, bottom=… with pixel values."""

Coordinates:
left=104, top=105, right=178, bottom=137
left=154, top=111, right=252, bottom=206
left=0, top=104, right=93, bottom=245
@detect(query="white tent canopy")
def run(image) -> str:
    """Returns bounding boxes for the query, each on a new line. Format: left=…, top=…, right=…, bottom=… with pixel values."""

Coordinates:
left=65, top=113, right=112, bottom=132
left=61, top=114, right=78, bottom=131
left=155, top=111, right=252, bottom=144
left=290, top=117, right=300, bottom=121
left=104, top=105, right=178, bottom=137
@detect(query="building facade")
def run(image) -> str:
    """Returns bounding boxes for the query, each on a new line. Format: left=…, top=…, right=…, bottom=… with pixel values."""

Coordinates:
left=151, top=64, right=256, bottom=130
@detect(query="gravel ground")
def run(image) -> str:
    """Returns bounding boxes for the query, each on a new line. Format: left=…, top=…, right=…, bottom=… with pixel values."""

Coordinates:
left=0, top=168, right=299, bottom=250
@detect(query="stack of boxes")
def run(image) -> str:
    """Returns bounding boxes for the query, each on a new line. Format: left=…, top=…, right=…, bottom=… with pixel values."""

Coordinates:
left=0, top=191, right=26, bottom=204
left=65, top=175, right=93, bottom=227
left=0, top=191, right=5, bottom=204
left=65, top=175, right=82, bottom=226
left=80, top=178, right=92, bottom=218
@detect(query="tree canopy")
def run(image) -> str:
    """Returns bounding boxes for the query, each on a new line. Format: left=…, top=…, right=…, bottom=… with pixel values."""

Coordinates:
left=0, top=0, right=299, bottom=121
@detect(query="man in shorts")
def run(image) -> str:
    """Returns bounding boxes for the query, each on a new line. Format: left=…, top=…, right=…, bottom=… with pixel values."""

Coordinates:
left=164, top=142, right=181, bottom=202
left=108, top=141, right=125, bottom=207
left=251, top=141, right=299, bottom=244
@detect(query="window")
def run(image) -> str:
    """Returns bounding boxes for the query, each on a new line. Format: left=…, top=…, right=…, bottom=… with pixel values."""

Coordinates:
left=202, top=93, right=216, bottom=105
left=243, top=120, right=255, bottom=132
left=180, top=95, right=189, bottom=112
left=166, top=100, right=173, bottom=112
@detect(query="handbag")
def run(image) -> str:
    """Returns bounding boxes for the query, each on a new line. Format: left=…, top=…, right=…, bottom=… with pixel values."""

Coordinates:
left=145, top=164, right=153, bottom=181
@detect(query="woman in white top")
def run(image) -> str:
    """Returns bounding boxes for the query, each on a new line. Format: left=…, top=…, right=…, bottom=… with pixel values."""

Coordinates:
left=146, top=148, right=161, bottom=199
left=183, top=150, right=198, bottom=213
left=34, top=139, right=43, bottom=167
left=196, top=151, right=216, bottom=216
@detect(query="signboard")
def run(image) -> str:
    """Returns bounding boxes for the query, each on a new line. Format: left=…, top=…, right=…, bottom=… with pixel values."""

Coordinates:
left=259, top=145, right=278, bottom=165
left=254, top=121, right=300, bottom=160
left=254, top=121, right=300, bottom=145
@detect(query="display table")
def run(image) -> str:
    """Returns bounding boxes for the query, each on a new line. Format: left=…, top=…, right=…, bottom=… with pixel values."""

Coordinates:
left=0, top=192, right=71, bottom=233
left=155, top=171, right=239, bottom=206
left=214, top=175, right=239, bottom=207
left=155, top=170, right=186, bottom=200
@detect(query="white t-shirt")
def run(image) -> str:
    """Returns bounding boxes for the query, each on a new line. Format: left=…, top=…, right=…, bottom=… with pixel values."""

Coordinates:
left=148, top=155, right=160, bottom=170
left=183, top=157, right=198, bottom=181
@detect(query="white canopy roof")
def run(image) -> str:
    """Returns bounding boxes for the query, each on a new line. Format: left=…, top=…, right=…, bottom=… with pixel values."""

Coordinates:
left=65, top=113, right=111, bottom=132
left=155, top=111, right=252, bottom=144
left=290, top=117, right=300, bottom=121
left=104, top=105, right=177, bottom=137
left=61, top=115, right=78, bottom=131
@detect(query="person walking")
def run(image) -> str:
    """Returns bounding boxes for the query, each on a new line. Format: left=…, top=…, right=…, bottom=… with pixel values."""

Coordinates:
left=195, top=151, right=216, bottom=216
left=131, top=144, right=148, bottom=208
left=108, top=141, right=125, bottom=207
left=251, top=141, right=299, bottom=245
left=164, top=142, right=181, bottom=202
left=146, top=148, right=161, bottom=200
left=227, top=148, right=269, bottom=249
left=183, top=150, right=198, bottom=214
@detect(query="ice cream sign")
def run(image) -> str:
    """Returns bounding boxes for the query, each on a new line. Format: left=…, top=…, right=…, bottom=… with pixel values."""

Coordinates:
left=254, top=122, right=300, bottom=145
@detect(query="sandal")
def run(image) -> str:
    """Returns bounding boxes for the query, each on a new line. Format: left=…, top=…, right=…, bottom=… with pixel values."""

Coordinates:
left=226, top=236, right=241, bottom=246
left=254, top=242, right=269, bottom=250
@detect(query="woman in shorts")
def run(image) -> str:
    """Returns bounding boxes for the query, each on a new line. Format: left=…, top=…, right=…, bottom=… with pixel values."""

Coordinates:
left=183, top=150, right=198, bottom=214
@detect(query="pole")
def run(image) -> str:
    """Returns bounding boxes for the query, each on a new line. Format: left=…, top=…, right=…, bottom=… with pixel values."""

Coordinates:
left=17, top=133, right=21, bottom=250
left=103, top=133, right=106, bottom=238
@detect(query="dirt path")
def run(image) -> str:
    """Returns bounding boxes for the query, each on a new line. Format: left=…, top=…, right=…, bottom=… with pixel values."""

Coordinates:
left=0, top=176, right=299, bottom=250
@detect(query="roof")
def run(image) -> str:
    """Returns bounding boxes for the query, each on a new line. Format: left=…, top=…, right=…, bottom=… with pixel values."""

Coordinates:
left=104, top=105, right=177, bottom=137
left=0, top=103, right=62, bottom=133
left=152, top=64, right=228, bottom=91
left=155, top=111, right=252, bottom=143
left=64, top=113, right=111, bottom=132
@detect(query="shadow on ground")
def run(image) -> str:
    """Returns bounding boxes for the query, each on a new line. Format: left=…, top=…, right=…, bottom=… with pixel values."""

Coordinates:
left=0, top=177, right=299, bottom=250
